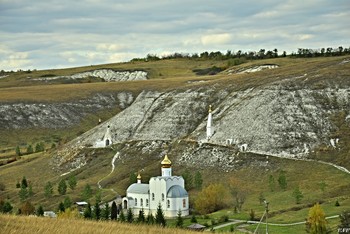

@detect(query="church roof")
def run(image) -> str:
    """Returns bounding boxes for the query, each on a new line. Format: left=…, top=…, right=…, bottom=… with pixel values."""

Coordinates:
left=167, top=185, right=188, bottom=198
left=151, top=176, right=183, bottom=181
left=126, top=183, right=149, bottom=194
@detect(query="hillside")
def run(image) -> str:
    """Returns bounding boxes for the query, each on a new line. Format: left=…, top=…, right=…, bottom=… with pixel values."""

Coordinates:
left=0, top=56, right=350, bottom=233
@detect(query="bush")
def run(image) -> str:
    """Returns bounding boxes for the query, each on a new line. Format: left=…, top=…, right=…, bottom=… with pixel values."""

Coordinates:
left=219, top=215, right=229, bottom=223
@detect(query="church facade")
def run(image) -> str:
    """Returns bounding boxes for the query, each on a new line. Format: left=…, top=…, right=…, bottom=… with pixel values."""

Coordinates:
left=122, top=155, right=189, bottom=217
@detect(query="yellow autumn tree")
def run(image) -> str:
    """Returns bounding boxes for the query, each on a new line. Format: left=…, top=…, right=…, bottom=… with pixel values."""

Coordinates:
left=194, top=184, right=230, bottom=214
left=306, top=203, right=328, bottom=234
left=57, top=208, right=81, bottom=219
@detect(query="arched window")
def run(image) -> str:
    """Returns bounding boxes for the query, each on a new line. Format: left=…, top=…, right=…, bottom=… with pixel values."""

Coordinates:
left=135, top=198, right=138, bottom=206
left=141, top=199, right=143, bottom=207
left=146, top=199, right=149, bottom=207
left=152, top=193, right=155, bottom=201
left=183, top=199, right=186, bottom=208
left=162, top=193, right=164, bottom=201
left=167, top=200, right=170, bottom=208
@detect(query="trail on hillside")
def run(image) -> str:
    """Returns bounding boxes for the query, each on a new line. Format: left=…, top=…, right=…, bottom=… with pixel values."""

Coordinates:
left=97, top=152, right=120, bottom=194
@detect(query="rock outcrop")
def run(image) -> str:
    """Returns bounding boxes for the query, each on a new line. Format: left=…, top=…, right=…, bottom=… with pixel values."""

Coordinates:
left=34, top=69, right=147, bottom=82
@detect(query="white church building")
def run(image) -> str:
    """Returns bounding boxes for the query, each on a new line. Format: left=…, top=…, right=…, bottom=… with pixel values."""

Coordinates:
left=122, top=154, right=189, bottom=217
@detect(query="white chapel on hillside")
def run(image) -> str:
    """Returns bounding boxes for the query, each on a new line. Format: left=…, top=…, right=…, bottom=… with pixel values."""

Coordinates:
left=95, top=125, right=113, bottom=148
left=122, top=154, right=189, bottom=217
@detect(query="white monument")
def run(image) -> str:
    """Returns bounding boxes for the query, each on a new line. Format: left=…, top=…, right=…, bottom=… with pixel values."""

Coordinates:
left=206, top=105, right=214, bottom=140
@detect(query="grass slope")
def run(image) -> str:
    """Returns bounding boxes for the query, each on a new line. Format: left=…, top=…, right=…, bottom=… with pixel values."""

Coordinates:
left=0, top=214, right=198, bottom=234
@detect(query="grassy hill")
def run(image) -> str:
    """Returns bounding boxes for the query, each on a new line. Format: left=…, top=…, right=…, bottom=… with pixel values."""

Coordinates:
left=1, top=55, right=350, bottom=233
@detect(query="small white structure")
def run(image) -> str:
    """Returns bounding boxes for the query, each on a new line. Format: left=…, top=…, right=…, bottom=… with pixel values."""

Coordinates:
left=43, top=211, right=57, bottom=218
left=330, top=138, right=339, bottom=148
left=95, top=125, right=113, bottom=147
left=239, top=143, right=248, bottom=152
left=206, top=105, right=214, bottom=140
left=122, top=154, right=189, bottom=217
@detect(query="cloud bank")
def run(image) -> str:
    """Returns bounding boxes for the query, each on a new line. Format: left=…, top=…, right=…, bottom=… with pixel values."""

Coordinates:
left=0, top=0, right=349, bottom=70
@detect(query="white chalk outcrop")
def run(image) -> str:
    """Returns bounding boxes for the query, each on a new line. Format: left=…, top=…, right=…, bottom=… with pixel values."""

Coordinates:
left=34, top=69, right=147, bottom=82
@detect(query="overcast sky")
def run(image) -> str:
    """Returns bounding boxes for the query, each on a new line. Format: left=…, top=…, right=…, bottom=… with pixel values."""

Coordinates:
left=0, top=0, right=349, bottom=71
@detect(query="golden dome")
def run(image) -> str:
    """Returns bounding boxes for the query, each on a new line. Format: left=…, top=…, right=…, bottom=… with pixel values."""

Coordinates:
left=209, top=105, right=212, bottom=113
left=137, top=172, right=141, bottom=180
left=161, top=154, right=172, bottom=167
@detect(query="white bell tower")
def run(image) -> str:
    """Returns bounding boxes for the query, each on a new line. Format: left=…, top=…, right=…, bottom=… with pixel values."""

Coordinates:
left=206, top=105, right=214, bottom=140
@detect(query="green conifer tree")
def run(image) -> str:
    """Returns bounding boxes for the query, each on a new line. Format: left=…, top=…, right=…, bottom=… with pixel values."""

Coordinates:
left=102, top=203, right=110, bottom=220
left=68, top=175, right=77, bottom=190
left=137, top=208, right=145, bottom=223
left=155, top=203, right=166, bottom=227
left=44, top=181, right=53, bottom=198
left=175, top=210, right=183, bottom=227
left=110, top=201, right=118, bottom=220
left=119, top=209, right=126, bottom=222
left=147, top=212, right=155, bottom=224
left=58, top=179, right=67, bottom=195
left=127, top=208, right=134, bottom=223
left=83, top=202, right=92, bottom=219
left=36, top=205, right=44, bottom=216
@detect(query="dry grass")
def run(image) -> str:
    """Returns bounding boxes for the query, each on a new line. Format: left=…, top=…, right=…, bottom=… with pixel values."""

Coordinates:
left=0, top=214, right=199, bottom=234
left=1, top=56, right=349, bottom=102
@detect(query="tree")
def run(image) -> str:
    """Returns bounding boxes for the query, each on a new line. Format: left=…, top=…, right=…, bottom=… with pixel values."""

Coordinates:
left=229, top=178, right=249, bottom=213
left=28, top=184, right=33, bottom=197
left=292, top=186, right=303, bottom=204
left=306, top=203, right=328, bottom=234
left=319, top=181, right=327, bottom=193
left=64, top=196, right=72, bottom=209
left=26, top=145, right=33, bottom=154
left=68, top=175, right=77, bottom=190
left=83, top=202, right=92, bottom=219
left=339, top=210, right=350, bottom=234
left=111, top=201, right=118, bottom=220
left=129, top=172, right=137, bottom=184
left=21, top=176, right=28, bottom=188
left=268, top=175, right=275, bottom=192
left=126, top=208, right=134, bottom=223
left=182, top=169, right=193, bottom=190
left=94, top=201, right=101, bottom=220
left=119, top=209, right=126, bottom=222
left=82, top=184, right=92, bottom=200
left=58, top=179, right=67, bottom=195
left=35, top=142, right=45, bottom=152
left=147, top=212, right=155, bottom=224
left=194, top=171, right=203, bottom=190
left=1, top=201, right=13, bottom=213
left=15, top=146, right=21, bottom=156
left=155, top=203, right=166, bottom=226
left=44, top=181, right=53, bottom=198
left=175, top=210, right=183, bottom=227
left=19, top=186, right=29, bottom=202
left=137, top=208, right=145, bottom=223
left=102, top=203, right=110, bottom=220
left=36, top=205, right=44, bottom=216
left=58, top=202, right=65, bottom=212
left=20, top=201, right=35, bottom=215
left=191, top=214, right=197, bottom=223
left=278, top=171, right=287, bottom=190
left=195, top=184, right=231, bottom=214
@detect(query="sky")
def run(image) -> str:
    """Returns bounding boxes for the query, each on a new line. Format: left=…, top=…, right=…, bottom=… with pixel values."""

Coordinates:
left=0, top=0, right=349, bottom=71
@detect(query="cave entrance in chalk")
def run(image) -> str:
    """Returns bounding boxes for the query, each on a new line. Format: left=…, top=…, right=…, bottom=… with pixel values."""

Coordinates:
left=105, top=139, right=110, bottom=146
left=123, top=200, right=128, bottom=209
